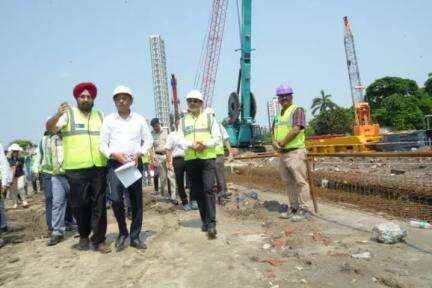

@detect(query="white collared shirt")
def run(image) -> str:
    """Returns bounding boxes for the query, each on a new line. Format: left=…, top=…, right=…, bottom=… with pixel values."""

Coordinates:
left=100, top=112, right=153, bottom=158
left=0, top=143, right=12, bottom=185
left=165, top=131, right=185, bottom=158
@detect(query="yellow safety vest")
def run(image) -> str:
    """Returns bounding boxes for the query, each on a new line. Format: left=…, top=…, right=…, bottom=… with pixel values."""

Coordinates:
left=181, top=112, right=216, bottom=161
left=61, top=107, right=107, bottom=170
left=40, top=135, right=53, bottom=174
left=141, top=153, right=149, bottom=164
left=273, top=104, right=305, bottom=149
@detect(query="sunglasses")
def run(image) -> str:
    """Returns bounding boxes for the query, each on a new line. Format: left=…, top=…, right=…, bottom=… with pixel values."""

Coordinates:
left=277, top=94, right=292, bottom=98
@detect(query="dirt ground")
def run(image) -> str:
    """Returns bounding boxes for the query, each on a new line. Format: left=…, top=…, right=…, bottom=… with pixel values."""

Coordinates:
left=1, top=183, right=431, bottom=288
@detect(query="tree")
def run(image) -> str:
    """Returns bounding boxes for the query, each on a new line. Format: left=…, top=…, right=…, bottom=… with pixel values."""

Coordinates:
left=311, top=90, right=338, bottom=116
left=425, top=73, right=432, bottom=96
left=378, top=94, right=424, bottom=130
left=9, top=139, right=34, bottom=149
left=308, top=107, right=354, bottom=135
left=365, top=77, right=419, bottom=109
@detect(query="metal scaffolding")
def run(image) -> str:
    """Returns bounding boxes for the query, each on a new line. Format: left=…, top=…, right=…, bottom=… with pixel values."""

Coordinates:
left=149, top=35, right=171, bottom=128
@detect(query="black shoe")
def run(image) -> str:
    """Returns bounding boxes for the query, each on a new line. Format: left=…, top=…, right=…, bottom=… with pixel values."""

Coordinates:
left=219, top=192, right=232, bottom=198
left=201, top=224, right=208, bottom=232
left=130, top=238, right=147, bottom=250
left=115, top=234, right=128, bottom=251
left=77, top=237, right=90, bottom=250
left=0, top=226, right=8, bottom=233
left=47, top=234, right=64, bottom=246
left=207, top=227, right=217, bottom=240
left=0, top=238, right=5, bottom=248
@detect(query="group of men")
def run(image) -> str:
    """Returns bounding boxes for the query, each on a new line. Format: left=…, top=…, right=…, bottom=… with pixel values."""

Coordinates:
left=0, top=80, right=314, bottom=251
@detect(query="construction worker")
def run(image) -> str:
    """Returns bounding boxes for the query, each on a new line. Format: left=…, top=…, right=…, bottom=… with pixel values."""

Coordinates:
left=179, top=90, right=221, bottom=239
left=204, top=108, right=233, bottom=201
left=150, top=118, right=177, bottom=203
left=141, top=152, right=151, bottom=186
left=47, top=132, right=72, bottom=246
left=272, top=84, right=313, bottom=220
left=46, top=82, right=111, bottom=253
left=100, top=85, right=152, bottom=251
left=7, top=144, right=29, bottom=208
left=0, top=143, right=12, bottom=248
left=38, top=132, right=54, bottom=234
left=165, top=115, right=198, bottom=211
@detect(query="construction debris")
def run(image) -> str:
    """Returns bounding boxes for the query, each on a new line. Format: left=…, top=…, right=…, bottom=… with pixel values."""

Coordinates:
left=371, top=222, right=407, bottom=244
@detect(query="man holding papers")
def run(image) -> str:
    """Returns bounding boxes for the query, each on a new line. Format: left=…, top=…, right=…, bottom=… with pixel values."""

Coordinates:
left=100, top=86, right=153, bottom=251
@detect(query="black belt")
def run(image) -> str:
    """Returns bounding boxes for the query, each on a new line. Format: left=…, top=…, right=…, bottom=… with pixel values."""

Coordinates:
left=281, top=147, right=299, bottom=153
left=155, top=151, right=165, bottom=155
left=173, top=156, right=184, bottom=160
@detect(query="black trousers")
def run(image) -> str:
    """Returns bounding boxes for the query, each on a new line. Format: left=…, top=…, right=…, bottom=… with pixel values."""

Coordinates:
left=185, top=159, right=217, bottom=228
left=66, top=167, right=107, bottom=245
left=173, top=157, right=188, bottom=205
left=107, top=160, right=143, bottom=240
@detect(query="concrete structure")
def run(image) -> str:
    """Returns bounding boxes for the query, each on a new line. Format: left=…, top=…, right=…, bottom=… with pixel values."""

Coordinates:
left=149, top=35, right=171, bottom=128
left=267, top=97, right=281, bottom=129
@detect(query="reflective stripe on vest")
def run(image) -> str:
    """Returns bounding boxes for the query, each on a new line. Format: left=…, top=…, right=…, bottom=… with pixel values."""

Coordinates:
left=61, top=107, right=107, bottom=169
left=274, top=104, right=306, bottom=149
left=181, top=113, right=216, bottom=161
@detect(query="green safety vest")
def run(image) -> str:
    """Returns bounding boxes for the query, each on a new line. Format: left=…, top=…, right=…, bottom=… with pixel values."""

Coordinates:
left=181, top=112, right=216, bottom=161
left=61, top=107, right=107, bottom=170
left=273, top=104, right=306, bottom=149
left=215, top=124, right=225, bottom=156
left=50, top=135, right=65, bottom=175
left=41, top=135, right=53, bottom=174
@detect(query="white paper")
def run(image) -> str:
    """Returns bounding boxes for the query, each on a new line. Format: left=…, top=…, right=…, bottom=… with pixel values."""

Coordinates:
left=114, top=162, right=142, bottom=188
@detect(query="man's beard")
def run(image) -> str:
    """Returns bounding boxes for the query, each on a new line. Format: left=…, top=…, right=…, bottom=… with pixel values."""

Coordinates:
left=78, top=102, right=93, bottom=112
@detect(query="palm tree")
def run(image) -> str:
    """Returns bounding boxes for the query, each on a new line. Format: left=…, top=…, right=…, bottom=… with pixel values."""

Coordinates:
left=311, top=90, right=338, bottom=115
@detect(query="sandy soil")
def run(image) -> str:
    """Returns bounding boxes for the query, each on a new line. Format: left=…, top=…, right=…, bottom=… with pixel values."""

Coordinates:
left=0, top=184, right=431, bottom=288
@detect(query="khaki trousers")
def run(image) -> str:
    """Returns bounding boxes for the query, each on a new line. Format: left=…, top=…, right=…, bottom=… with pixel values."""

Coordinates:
left=156, top=155, right=177, bottom=200
left=278, top=148, right=313, bottom=212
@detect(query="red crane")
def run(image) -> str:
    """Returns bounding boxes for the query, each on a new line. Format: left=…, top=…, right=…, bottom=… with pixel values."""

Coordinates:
left=170, top=74, right=180, bottom=122
left=200, top=0, right=229, bottom=108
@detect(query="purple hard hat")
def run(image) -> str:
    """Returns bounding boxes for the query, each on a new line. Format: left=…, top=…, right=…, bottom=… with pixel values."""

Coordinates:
left=276, top=84, right=294, bottom=96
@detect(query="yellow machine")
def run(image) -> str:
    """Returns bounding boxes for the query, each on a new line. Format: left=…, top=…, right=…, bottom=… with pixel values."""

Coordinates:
left=306, top=17, right=380, bottom=154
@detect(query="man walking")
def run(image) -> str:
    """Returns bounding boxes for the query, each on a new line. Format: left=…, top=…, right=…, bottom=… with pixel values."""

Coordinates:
left=100, top=85, right=152, bottom=251
left=0, top=143, right=11, bottom=248
left=150, top=118, right=177, bottom=202
left=47, top=132, right=71, bottom=246
left=179, top=90, right=221, bottom=239
left=39, top=132, right=54, bottom=234
left=7, top=144, right=29, bottom=208
left=46, top=82, right=110, bottom=253
left=205, top=108, right=233, bottom=201
left=272, top=84, right=313, bottom=220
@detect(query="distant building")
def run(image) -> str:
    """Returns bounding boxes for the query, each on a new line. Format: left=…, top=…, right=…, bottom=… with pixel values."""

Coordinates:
left=267, top=97, right=281, bottom=129
left=149, top=35, right=171, bottom=128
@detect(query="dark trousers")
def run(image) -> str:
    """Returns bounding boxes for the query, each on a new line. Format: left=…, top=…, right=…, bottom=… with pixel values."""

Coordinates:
left=185, top=159, right=217, bottom=228
left=66, top=167, right=107, bottom=245
left=107, top=160, right=143, bottom=240
left=41, top=172, right=53, bottom=231
left=173, top=157, right=188, bottom=205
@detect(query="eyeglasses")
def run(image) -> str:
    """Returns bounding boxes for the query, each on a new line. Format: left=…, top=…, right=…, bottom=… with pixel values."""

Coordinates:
left=187, top=99, right=201, bottom=103
left=277, top=94, right=292, bottom=98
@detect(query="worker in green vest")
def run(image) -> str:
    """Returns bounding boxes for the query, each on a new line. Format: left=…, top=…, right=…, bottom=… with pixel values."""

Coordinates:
left=46, top=82, right=110, bottom=253
left=178, top=90, right=222, bottom=239
left=272, top=84, right=313, bottom=220
left=39, top=132, right=54, bottom=234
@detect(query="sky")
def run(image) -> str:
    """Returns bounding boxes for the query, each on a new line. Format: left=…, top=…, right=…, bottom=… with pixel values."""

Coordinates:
left=0, top=0, right=431, bottom=144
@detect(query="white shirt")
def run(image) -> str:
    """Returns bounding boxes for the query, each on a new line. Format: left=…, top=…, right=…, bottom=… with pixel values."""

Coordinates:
left=165, top=131, right=185, bottom=158
left=0, top=144, right=12, bottom=185
left=100, top=112, right=153, bottom=158
left=220, top=124, right=229, bottom=141
left=178, top=113, right=222, bottom=149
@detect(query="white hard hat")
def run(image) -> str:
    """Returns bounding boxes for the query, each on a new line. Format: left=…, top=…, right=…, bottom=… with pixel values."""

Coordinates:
left=8, top=143, right=23, bottom=152
left=186, top=90, right=203, bottom=102
left=113, top=85, right=133, bottom=98
left=204, top=107, right=216, bottom=115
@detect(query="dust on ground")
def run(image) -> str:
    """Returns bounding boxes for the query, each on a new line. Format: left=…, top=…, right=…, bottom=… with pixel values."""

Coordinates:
left=1, top=184, right=431, bottom=288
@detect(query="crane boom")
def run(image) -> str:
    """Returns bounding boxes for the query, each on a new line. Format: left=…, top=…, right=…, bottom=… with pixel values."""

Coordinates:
left=170, top=74, right=179, bottom=122
left=200, top=0, right=229, bottom=108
